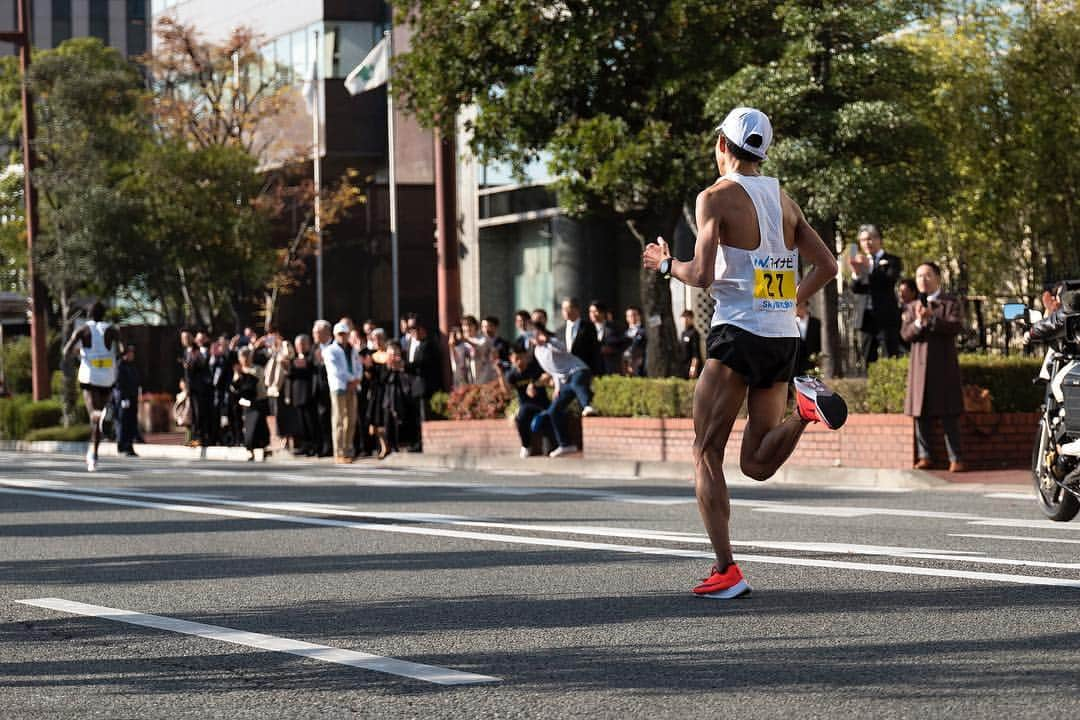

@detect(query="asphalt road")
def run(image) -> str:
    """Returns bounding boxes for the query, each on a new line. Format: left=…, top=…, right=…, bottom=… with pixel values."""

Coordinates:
left=2, top=451, right=1079, bottom=719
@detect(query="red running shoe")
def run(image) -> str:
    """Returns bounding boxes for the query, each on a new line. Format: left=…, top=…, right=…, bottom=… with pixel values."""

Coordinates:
left=692, top=563, right=751, bottom=599
left=794, top=376, right=848, bottom=429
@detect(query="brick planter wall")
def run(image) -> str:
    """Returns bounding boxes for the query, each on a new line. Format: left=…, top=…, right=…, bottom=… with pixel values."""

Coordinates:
left=423, top=412, right=1039, bottom=469
left=583, top=414, right=915, bottom=469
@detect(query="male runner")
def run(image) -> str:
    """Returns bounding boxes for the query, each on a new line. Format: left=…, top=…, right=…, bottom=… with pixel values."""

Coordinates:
left=63, top=302, right=121, bottom=472
left=643, top=107, right=847, bottom=599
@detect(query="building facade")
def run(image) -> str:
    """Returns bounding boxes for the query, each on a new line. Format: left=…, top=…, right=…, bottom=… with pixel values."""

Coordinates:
left=0, top=0, right=150, bottom=57
left=151, top=0, right=438, bottom=335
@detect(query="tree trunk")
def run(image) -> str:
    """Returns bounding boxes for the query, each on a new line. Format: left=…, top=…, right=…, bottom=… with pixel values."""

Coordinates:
left=627, top=208, right=681, bottom=378
left=813, top=217, right=843, bottom=378
left=59, top=287, right=74, bottom=427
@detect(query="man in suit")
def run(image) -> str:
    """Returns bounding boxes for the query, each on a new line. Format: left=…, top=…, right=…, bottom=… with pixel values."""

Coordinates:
left=678, top=309, right=703, bottom=379
left=901, top=262, right=966, bottom=472
left=589, top=300, right=622, bottom=375
left=850, top=224, right=903, bottom=364
left=113, top=344, right=140, bottom=457
left=794, top=300, right=822, bottom=376
left=559, top=297, right=600, bottom=373
left=405, top=319, right=446, bottom=414
left=622, top=305, right=647, bottom=377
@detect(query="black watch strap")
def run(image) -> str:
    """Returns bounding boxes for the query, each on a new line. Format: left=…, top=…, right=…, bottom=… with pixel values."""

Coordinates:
left=658, top=257, right=672, bottom=280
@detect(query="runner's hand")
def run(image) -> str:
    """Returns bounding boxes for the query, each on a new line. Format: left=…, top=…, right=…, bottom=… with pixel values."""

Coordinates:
left=642, top=237, right=671, bottom=271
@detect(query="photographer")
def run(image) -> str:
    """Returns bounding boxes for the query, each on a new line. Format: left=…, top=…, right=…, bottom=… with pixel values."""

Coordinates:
left=900, top=262, right=966, bottom=472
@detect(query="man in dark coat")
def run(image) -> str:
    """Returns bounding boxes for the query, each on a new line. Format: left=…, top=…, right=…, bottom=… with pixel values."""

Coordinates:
left=901, top=261, right=966, bottom=472
left=559, top=298, right=601, bottom=373
left=588, top=301, right=622, bottom=376
left=112, top=344, right=140, bottom=457
left=850, top=224, right=903, bottom=364
left=286, top=334, right=317, bottom=456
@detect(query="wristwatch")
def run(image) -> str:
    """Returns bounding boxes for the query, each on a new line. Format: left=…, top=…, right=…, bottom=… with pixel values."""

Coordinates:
left=658, top=257, right=673, bottom=280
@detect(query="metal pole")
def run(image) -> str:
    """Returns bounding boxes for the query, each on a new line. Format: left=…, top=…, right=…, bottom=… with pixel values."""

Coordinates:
left=15, top=0, right=49, bottom=400
left=385, top=29, right=400, bottom=337
left=313, top=30, right=324, bottom=321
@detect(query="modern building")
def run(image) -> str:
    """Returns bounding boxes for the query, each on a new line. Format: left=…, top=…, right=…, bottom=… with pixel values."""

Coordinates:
left=0, top=0, right=150, bottom=57
left=151, top=0, right=438, bottom=334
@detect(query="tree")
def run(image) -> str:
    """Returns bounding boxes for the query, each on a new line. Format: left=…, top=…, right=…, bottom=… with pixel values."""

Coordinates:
left=396, top=1, right=779, bottom=376
left=0, top=168, right=26, bottom=294
left=706, top=0, right=945, bottom=376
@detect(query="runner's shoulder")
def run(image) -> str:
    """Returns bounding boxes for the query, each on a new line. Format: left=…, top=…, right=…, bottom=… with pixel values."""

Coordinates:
left=696, top=179, right=742, bottom=212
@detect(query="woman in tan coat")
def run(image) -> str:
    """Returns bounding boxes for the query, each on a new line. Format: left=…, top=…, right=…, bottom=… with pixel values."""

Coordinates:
left=900, top=262, right=966, bottom=472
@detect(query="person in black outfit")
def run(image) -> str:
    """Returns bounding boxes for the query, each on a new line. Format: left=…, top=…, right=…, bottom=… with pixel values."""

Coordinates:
left=374, top=343, right=419, bottom=458
left=311, top=320, right=334, bottom=457
left=183, top=331, right=214, bottom=446
left=794, top=300, right=822, bottom=376
left=286, top=334, right=317, bottom=456
left=559, top=297, right=601, bottom=373
left=354, top=348, right=377, bottom=457
left=678, top=310, right=703, bottom=379
left=589, top=301, right=622, bottom=376
left=207, top=338, right=233, bottom=446
left=230, top=346, right=270, bottom=461
left=405, top=321, right=446, bottom=412
left=112, top=344, right=140, bottom=457
left=849, top=224, right=903, bottom=364
left=501, top=346, right=551, bottom=457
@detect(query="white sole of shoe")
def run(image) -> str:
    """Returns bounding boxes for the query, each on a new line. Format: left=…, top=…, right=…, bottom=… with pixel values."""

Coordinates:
left=696, top=579, right=751, bottom=599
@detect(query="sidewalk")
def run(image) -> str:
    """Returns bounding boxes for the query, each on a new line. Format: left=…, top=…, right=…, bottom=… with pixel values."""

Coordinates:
left=0, top=438, right=1031, bottom=490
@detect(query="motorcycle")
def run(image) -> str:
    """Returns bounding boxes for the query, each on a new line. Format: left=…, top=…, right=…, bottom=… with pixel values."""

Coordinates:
left=1007, top=290, right=1080, bottom=521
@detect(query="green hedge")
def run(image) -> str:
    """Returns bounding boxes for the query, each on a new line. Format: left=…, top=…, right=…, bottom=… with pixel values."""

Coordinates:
left=24, top=424, right=91, bottom=442
left=591, top=376, right=697, bottom=418
left=0, top=396, right=69, bottom=439
left=428, top=391, right=449, bottom=420
left=866, top=354, right=1043, bottom=413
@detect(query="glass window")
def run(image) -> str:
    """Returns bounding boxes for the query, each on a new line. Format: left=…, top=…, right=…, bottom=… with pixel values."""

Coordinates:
left=127, top=0, right=147, bottom=57
left=290, top=29, right=307, bottom=80
left=90, top=0, right=109, bottom=43
left=273, top=33, right=291, bottom=82
left=52, top=0, right=72, bottom=46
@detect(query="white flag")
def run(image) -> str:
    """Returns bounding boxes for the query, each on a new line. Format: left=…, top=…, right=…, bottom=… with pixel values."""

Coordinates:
left=301, top=59, right=318, bottom=115
left=344, top=37, right=389, bottom=96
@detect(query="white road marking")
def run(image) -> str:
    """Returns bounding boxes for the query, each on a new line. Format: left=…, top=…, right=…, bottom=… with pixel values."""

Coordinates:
left=952, top=533, right=1080, bottom=545
left=825, top=486, right=912, bottom=494
left=15, top=598, right=498, bottom=685
left=968, top=518, right=1080, bottom=531
left=985, top=492, right=1037, bottom=501
left=4, top=483, right=1080, bottom=589
left=48, top=470, right=129, bottom=479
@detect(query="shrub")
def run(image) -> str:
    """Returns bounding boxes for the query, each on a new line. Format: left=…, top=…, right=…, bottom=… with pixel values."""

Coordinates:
left=0, top=336, right=33, bottom=395
left=592, top=376, right=696, bottom=418
left=19, top=399, right=63, bottom=435
left=826, top=378, right=869, bottom=414
left=866, top=354, right=1044, bottom=414
left=446, top=381, right=511, bottom=420
left=428, top=391, right=449, bottom=420
left=24, top=424, right=91, bottom=442
left=0, top=394, right=30, bottom=439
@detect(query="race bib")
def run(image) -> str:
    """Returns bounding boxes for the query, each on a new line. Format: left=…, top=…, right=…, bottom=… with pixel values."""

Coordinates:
left=90, top=358, right=113, bottom=369
left=752, top=255, right=797, bottom=312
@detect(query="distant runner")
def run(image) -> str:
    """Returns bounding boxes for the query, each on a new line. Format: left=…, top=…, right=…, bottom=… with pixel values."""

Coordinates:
left=63, top=302, right=120, bottom=472
left=643, top=107, right=847, bottom=599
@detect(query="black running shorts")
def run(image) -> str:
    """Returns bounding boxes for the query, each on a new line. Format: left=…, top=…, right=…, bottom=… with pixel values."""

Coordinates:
left=706, top=324, right=798, bottom=389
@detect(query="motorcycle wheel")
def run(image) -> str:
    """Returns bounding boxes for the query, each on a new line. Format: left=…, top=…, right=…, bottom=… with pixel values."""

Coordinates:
left=1033, top=421, right=1080, bottom=522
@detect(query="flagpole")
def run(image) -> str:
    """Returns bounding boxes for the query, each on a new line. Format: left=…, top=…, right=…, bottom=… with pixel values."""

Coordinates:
left=313, top=30, right=324, bottom=321
left=385, top=28, right=400, bottom=338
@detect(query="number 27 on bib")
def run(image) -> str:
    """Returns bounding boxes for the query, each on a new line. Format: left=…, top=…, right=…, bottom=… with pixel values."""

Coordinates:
left=752, top=255, right=796, bottom=312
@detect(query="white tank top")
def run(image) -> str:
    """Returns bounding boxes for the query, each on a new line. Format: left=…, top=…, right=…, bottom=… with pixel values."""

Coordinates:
left=709, top=173, right=799, bottom=338
left=77, top=320, right=117, bottom=387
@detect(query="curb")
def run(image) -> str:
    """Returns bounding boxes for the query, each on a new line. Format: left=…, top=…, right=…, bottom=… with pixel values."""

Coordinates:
left=0, top=440, right=946, bottom=490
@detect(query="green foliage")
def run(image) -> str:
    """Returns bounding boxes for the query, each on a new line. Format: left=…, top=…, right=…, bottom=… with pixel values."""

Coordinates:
left=24, top=424, right=91, bottom=442
left=0, top=394, right=29, bottom=439
left=428, top=391, right=449, bottom=420
left=826, top=377, right=869, bottom=415
left=592, top=376, right=696, bottom=418
left=707, top=1, right=944, bottom=237
left=1, top=335, right=32, bottom=395
left=866, top=354, right=1044, bottom=414
left=0, top=395, right=65, bottom=439
left=0, top=169, right=26, bottom=293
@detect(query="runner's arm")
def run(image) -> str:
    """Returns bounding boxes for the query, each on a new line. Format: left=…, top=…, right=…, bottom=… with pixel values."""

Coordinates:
left=61, top=327, right=84, bottom=359
left=641, top=191, right=718, bottom=288
left=790, top=200, right=838, bottom=304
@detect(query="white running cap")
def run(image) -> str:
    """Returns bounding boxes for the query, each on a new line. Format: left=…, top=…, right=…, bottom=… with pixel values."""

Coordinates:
left=716, top=107, right=773, bottom=160
left=333, top=321, right=350, bottom=335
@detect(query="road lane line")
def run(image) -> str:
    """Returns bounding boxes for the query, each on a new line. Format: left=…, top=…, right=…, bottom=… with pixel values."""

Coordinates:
left=15, top=598, right=498, bottom=685
left=952, top=533, right=1080, bottom=545
left=4, top=484, right=1080, bottom=588
left=984, top=492, right=1037, bottom=501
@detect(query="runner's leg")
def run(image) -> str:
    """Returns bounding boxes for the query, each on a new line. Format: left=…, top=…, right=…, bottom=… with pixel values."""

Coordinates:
left=740, top=382, right=808, bottom=481
left=692, top=359, right=747, bottom=568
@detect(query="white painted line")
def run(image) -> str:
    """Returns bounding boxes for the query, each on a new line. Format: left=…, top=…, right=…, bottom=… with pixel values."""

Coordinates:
left=4, top=483, right=1080, bottom=589
left=826, top=486, right=912, bottom=494
left=16, top=598, right=498, bottom=685
left=967, top=518, right=1080, bottom=531
left=984, top=492, right=1037, bottom=501
left=490, top=470, right=543, bottom=477
left=952, top=533, right=1080, bottom=546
